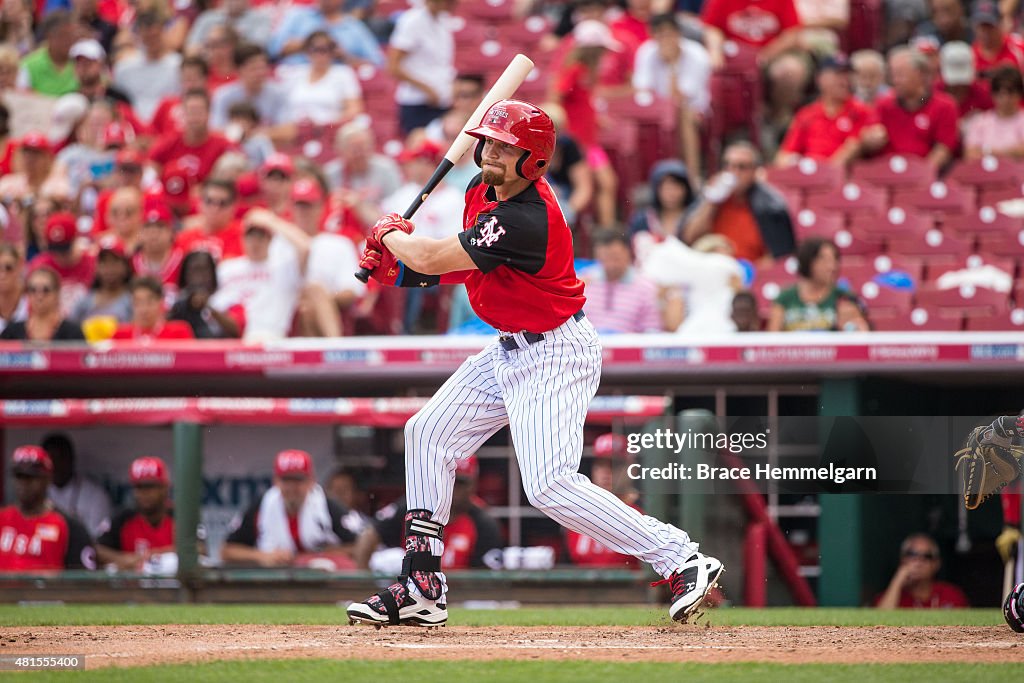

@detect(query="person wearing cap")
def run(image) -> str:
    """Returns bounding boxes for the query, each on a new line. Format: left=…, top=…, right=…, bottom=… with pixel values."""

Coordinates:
left=151, top=57, right=210, bottom=138
left=210, top=44, right=289, bottom=132
left=965, top=64, right=1024, bottom=159
left=15, top=11, right=77, bottom=96
left=71, top=38, right=140, bottom=131
left=90, top=149, right=146, bottom=237
left=0, top=266, right=85, bottom=340
left=565, top=434, right=640, bottom=568
left=111, top=276, right=194, bottom=340
left=111, top=7, right=182, bottom=122
left=865, top=46, right=959, bottom=169
left=386, top=0, right=456, bottom=134
left=257, top=152, right=295, bottom=218
left=222, top=449, right=358, bottom=567
left=69, top=234, right=133, bottom=326
left=149, top=89, right=235, bottom=186
left=776, top=53, right=881, bottom=167
left=96, top=457, right=176, bottom=571
left=0, top=131, right=58, bottom=207
left=133, top=196, right=185, bottom=293
left=279, top=31, right=363, bottom=128
left=209, top=206, right=307, bottom=341
left=632, top=14, right=712, bottom=182
left=700, top=0, right=803, bottom=71
left=174, top=178, right=244, bottom=261
left=352, top=455, right=503, bottom=571
left=935, top=40, right=994, bottom=120
left=914, top=0, right=973, bottom=46
left=42, top=433, right=112, bottom=540
left=552, top=18, right=622, bottom=228
left=971, top=0, right=1024, bottom=76
left=0, top=445, right=96, bottom=572
left=27, top=212, right=96, bottom=315
left=293, top=176, right=365, bottom=337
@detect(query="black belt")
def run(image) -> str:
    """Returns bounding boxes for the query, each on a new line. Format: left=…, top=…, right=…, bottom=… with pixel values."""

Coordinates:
left=499, top=311, right=585, bottom=351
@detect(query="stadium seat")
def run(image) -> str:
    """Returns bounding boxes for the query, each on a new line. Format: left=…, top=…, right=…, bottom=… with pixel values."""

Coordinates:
left=751, top=257, right=798, bottom=312
left=598, top=91, right=680, bottom=178
left=831, top=227, right=885, bottom=257
left=862, top=253, right=925, bottom=282
left=887, top=228, right=973, bottom=262
left=792, top=208, right=845, bottom=241
left=776, top=186, right=803, bottom=214
left=449, top=14, right=490, bottom=46
left=870, top=308, right=962, bottom=331
left=766, top=159, right=844, bottom=194
left=948, top=157, right=1024, bottom=194
left=848, top=205, right=932, bottom=239
left=978, top=228, right=1024, bottom=259
left=597, top=120, right=640, bottom=207
left=463, top=0, right=516, bottom=20
left=942, top=205, right=1020, bottom=241
left=455, top=39, right=520, bottom=74
left=857, top=280, right=914, bottom=316
left=497, top=15, right=554, bottom=51
left=963, top=308, right=1024, bottom=330
left=805, top=181, right=886, bottom=217
left=914, top=282, right=1010, bottom=318
left=927, top=253, right=1017, bottom=281
left=890, top=180, right=974, bottom=216
left=844, top=0, right=883, bottom=52
left=850, top=155, right=934, bottom=191
left=978, top=182, right=1024, bottom=206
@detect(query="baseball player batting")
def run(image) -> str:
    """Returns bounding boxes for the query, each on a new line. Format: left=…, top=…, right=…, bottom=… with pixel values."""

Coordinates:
left=346, top=99, right=722, bottom=628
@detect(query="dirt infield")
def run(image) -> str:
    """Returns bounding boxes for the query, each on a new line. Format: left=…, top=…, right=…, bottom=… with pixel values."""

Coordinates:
left=1, top=624, right=1021, bottom=668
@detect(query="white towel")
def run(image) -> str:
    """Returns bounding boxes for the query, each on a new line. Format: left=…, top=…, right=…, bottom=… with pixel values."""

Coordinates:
left=256, top=484, right=338, bottom=553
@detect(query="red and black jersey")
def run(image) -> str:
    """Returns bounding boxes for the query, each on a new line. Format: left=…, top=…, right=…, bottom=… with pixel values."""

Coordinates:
left=459, top=174, right=585, bottom=334
left=0, top=505, right=96, bottom=571
left=97, top=508, right=175, bottom=556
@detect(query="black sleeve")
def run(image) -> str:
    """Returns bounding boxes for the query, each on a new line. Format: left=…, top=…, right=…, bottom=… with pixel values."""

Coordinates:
left=225, top=501, right=260, bottom=547
left=468, top=506, right=505, bottom=568
left=372, top=500, right=407, bottom=548
left=96, top=509, right=132, bottom=550
left=62, top=513, right=97, bottom=570
left=0, top=322, right=24, bottom=339
left=54, top=320, right=86, bottom=340
left=326, top=498, right=357, bottom=544
left=561, top=136, right=584, bottom=170
left=457, top=203, right=548, bottom=275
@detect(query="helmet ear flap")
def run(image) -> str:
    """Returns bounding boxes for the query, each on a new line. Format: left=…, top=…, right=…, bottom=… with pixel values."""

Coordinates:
left=515, top=150, right=530, bottom=179
left=473, top=140, right=484, bottom=169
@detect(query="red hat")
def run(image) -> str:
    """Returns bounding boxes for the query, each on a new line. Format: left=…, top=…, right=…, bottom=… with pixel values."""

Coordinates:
left=130, top=456, right=169, bottom=485
left=45, top=212, right=78, bottom=250
left=593, top=433, right=628, bottom=460
left=161, top=159, right=194, bottom=200
left=260, top=153, right=294, bottom=177
left=116, top=148, right=144, bottom=167
left=21, top=130, right=52, bottom=153
left=235, top=171, right=261, bottom=199
left=12, top=445, right=53, bottom=477
left=398, top=139, right=443, bottom=164
left=103, top=122, right=129, bottom=148
left=274, top=449, right=313, bottom=479
left=96, top=233, right=127, bottom=258
left=142, top=196, right=173, bottom=225
left=455, top=454, right=479, bottom=479
left=291, top=178, right=324, bottom=204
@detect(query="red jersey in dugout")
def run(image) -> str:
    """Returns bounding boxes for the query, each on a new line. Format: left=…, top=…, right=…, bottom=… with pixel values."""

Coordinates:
left=459, top=174, right=585, bottom=334
left=97, top=509, right=175, bottom=555
left=0, top=505, right=95, bottom=571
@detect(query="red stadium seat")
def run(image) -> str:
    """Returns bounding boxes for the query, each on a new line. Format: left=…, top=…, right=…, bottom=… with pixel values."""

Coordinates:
left=850, top=155, right=934, bottom=191
left=978, top=228, right=1024, bottom=258
left=831, top=227, right=885, bottom=257
left=927, top=254, right=1017, bottom=281
left=844, top=0, right=882, bottom=52
left=943, top=205, right=1020, bottom=241
left=963, top=308, right=1024, bottom=330
left=456, top=39, right=519, bottom=74
left=776, top=186, right=803, bottom=213
left=598, top=91, right=679, bottom=178
left=948, top=157, right=1024, bottom=193
left=597, top=120, right=640, bottom=207
left=890, top=180, right=975, bottom=216
left=887, top=228, right=973, bottom=262
left=978, top=182, right=1024, bottom=206
left=497, top=15, right=554, bottom=51
left=708, top=64, right=762, bottom=166
left=792, top=208, right=845, bottom=241
left=805, top=181, right=886, bottom=217
left=915, top=283, right=1010, bottom=317
left=463, top=0, right=516, bottom=20
left=766, top=159, right=845, bottom=194
left=751, top=257, right=798, bottom=312
left=449, top=15, right=490, bottom=46
left=870, top=308, right=962, bottom=331
left=848, top=205, right=932, bottom=240
left=857, top=281, right=914, bottom=316
left=862, top=253, right=925, bottom=281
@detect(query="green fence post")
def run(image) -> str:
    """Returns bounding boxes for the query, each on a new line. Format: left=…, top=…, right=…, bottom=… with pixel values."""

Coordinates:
left=173, top=421, right=202, bottom=586
left=677, top=410, right=718, bottom=546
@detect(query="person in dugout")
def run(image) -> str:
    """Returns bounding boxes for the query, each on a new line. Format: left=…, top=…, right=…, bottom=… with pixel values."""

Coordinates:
left=352, top=455, right=503, bottom=571
left=565, top=433, right=640, bottom=568
left=0, top=446, right=96, bottom=572
left=221, top=449, right=358, bottom=567
left=96, top=456, right=176, bottom=571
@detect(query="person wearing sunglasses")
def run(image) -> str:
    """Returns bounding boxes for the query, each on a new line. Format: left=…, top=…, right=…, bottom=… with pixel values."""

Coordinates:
left=965, top=65, right=1024, bottom=160
left=0, top=265, right=85, bottom=340
left=278, top=30, right=363, bottom=128
left=174, top=178, right=244, bottom=262
left=0, top=243, right=26, bottom=334
left=875, top=533, right=969, bottom=608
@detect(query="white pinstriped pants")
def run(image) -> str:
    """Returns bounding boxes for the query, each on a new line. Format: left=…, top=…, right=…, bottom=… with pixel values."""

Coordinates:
left=404, top=313, right=698, bottom=578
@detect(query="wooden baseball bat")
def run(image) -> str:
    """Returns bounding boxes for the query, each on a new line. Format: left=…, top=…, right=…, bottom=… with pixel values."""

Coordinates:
left=355, top=53, right=536, bottom=283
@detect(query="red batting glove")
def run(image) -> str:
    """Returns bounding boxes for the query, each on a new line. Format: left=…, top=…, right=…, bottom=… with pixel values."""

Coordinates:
left=369, top=213, right=414, bottom=249
left=359, top=246, right=403, bottom=287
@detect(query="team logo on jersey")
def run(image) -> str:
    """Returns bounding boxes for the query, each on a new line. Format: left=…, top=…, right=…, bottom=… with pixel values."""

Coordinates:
left=472, top=216, right=506, bottom=248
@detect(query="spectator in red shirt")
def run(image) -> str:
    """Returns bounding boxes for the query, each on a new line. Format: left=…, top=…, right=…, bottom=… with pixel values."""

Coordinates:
left=174, top=178, right=244, bottom=261
left=99, top=186, right=143, bottom=254
left=28, top=212, right=95, bottom=315
left=258, top=152, right=294, bottom=217
left=777, top=53, right=880, bottom=167
left=91, top=148, right=145, bottom=237
left=936, top=40, right=993, bottom=121
left=875, top=533, right=970, bottom=608
left=150, top=56, right=210, bottom=135
left=133, top=198, right=185, bottom=296
left=96, top=456, right=175, bottom=572
left=971, top=0, right=1024, bottom=77
left=0, top=446, right=96, bottom=572
left=149, top=89, right=235, bottom=185
left=701, top=0, right=803, bottom=70
left=202, top=23, right=240, bottom=91
left=112, top=276, right=195, bottom=341
left=865, top=46, right=959, bottom=169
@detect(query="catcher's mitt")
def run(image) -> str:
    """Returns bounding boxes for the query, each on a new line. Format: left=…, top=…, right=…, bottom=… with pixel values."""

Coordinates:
left=955, top=416, right=1024, bottom=510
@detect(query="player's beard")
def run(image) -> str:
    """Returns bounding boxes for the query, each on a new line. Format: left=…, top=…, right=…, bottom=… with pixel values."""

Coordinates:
left=481, top=164, right=506, bottom=186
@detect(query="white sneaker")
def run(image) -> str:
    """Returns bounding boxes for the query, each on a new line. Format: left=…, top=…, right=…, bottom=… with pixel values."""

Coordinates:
left=653, top=553, right=724, bottom=622
left=348, top=578, right=448, bottom=627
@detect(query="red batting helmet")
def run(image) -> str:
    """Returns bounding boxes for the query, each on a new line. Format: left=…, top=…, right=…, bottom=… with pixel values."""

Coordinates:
left=466, top=99, right=555, bottom=181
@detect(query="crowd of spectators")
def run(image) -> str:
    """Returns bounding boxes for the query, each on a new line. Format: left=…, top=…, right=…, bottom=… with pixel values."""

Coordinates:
left=0, top=0, right=1021, bottom=339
